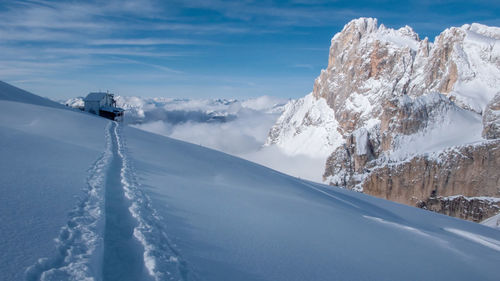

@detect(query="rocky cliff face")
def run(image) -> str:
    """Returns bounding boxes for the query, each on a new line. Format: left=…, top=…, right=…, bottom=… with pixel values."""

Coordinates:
left=266, top=18, right=500, bottom=224
left=359, top=140, right=500, bottom=222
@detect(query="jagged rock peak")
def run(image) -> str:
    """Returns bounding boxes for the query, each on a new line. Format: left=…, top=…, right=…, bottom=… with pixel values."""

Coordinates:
left=340, top=17, right=417, bottom=40
left=332, top=18, right=420, bottom=51
left=271, top=18, right=500, bottom=152
left=267, top=18, right=500, bottom=222
left=338, top=17, right=379, bottom=35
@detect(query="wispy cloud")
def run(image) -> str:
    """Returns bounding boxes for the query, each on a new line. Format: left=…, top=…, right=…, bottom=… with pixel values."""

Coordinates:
left=110, top=56, right=184, bottom=74
left=151, top=22, right=253, bottom=34
left=46, top=47, right=189, bottom=57
left=177, top=0, right=363, bottom=27
left=89, top=38, right=212, bottom=46
left=0, top=0, right=196, bottom=94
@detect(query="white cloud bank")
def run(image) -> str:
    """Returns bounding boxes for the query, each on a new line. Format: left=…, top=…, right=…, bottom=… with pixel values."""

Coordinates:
left=66, top=95, right=326, bottom=182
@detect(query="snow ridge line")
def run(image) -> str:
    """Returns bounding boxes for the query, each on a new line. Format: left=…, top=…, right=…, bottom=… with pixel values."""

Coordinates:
left=113, top=123, right=194, bottom=281
left=25, top=122, right=113, bottom=281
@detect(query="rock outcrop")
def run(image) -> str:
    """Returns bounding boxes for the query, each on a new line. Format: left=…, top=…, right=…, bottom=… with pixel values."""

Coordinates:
left=417, top=196, right=500, bottom=222
left=360, top=141, right=500, bottom=222
left=267, top=18, right=500, bottom=223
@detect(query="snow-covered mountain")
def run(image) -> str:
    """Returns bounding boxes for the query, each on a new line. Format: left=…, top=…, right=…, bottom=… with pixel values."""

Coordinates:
left=266, top=18, right=500, bottom=223
left=3, top=81, right=500, bottom=280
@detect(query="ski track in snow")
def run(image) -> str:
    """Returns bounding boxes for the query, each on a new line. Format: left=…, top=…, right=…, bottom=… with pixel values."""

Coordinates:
left=113, top=123, right=195, bottom=281
left=103, top=122, right=146, bottom=281
left=25, top=122, right=113, bottom=281
left=25, top=122, right=193, bottom=281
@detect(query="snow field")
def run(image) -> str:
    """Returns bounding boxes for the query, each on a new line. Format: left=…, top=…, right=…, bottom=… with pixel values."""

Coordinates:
left=1, top=88, right=500, bottom=280
left=0, top=100, right=109, bottom=280
left=123, top=125, right=500, bottom=281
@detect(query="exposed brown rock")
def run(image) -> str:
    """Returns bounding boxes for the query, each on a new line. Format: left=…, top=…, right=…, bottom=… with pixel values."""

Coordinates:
left=314, top=18, right=415, bottom=136
left=325, top=132, right=500, bottom=222
left=369, top=43, right=383, bottom=78
left=412, top=28, right=466, bottom=97
left=362, top=141, right=500, bottom=213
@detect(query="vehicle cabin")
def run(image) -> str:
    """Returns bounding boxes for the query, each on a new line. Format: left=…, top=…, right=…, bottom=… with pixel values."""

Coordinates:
left=83, top=92, right=124, bottom=121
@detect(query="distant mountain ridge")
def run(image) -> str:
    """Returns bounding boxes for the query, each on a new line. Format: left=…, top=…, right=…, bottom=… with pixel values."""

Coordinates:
left=65, top=95, right=287, bottom=125
left=266, top=18, right=500, bottom=224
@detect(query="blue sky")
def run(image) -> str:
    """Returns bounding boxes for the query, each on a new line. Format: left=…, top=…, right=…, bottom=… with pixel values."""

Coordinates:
left=0, top=0, right=499, bottom=100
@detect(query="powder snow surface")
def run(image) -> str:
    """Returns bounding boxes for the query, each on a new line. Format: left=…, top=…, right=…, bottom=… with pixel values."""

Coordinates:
left=1, top=89, right=500, bottom=280
left=0, top=101, right=108, bottom=281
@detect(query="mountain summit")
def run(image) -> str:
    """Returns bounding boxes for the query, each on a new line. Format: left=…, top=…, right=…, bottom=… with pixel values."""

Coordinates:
left=267, top=18, right=500, bottom=223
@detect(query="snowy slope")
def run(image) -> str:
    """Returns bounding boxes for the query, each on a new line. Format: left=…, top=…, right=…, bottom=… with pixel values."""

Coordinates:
left=446, top=23, right=500, bottom=113
left=384, top=93, right=484, bottom=161
left=0, top=101, right=108, bottom=281
left=1, top=86, right=500, bottom=280
left=0, top=81, right=65, bottom=109
left=125, top=125, right=500, bottom=281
